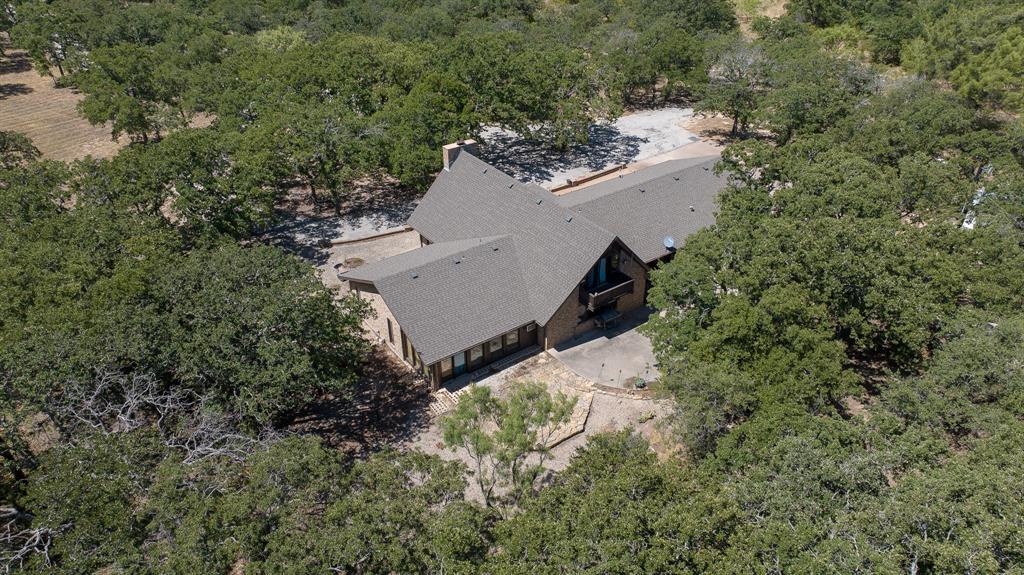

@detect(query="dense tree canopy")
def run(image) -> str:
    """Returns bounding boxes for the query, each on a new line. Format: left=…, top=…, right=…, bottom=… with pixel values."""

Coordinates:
left=7, top=0, right=737, bottom=194
left=2, top=1, right=1024, bottom=574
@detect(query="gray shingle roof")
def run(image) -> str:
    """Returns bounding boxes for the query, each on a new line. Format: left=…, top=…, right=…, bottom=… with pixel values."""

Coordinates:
left=345, top=152, right=726, bottom=365
left=556, top=156, right=726, bottom=262
left=342, top=236, right=499, bottom=283
left=408, top=153, right=615, bottom=324
left=346, top=235, right=534, bottom=365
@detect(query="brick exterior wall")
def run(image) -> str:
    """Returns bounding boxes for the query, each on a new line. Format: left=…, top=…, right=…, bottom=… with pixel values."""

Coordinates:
left=350, top=280, right=404, bottom=359
left=353, top=241, right=650, bottom=375
left=615, top=251, right=648, bottom=313
left=541, top=245, right=649, bottom=350
left=542, top=285, right=590, bottom=349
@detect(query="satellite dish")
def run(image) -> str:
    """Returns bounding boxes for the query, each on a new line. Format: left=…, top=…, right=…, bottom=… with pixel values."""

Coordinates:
left=663, top=236, right=675, bottom=250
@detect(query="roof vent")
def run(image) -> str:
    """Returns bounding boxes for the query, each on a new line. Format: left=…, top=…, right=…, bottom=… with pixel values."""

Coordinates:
left=453, top=258, right=461, bottom=264
left=673, top=176, right=679, bottom=181
left=536, top=198, right=543, bottom=205
left=411, top=272, right=418, bottom=279
left=482, top=168, right=488, bottom=173
left=492, top=246, right=499, bottom=251
left=689, top=205, right=695, bottom=212
left=663, top=236, right=675, bottom=250
left=565, top=215, right=573, bottom=223
left=702, top=167, right=709, bottom=171
left=508, top=183, right=515, bottom=189
left=639, top=188, right=645, bottom=193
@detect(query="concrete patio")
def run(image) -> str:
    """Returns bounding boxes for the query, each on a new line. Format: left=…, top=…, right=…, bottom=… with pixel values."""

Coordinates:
left=548, top=307, right=660, bottom=389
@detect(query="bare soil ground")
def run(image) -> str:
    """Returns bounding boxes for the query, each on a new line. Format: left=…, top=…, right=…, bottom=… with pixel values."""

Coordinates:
left=408, top=352, right=676, bottom=502
left=287, top=346, right=432, bottom=458
left=260, top=179, right=420, bottom=267
left=0, top=46, right=127, bottom=161
left=736, top=0, right=788, bottom=37
left=277, top=175, right=419, bottom=222
left=680, top=113, right=741, bottom=147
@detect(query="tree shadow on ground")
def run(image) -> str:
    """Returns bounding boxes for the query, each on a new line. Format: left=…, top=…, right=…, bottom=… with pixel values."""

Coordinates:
left=260, top=212, right=339, bottom=265
left=286, top=346, right=432, bottom=458
left=0, top=51, right=33, bottom=75
left=479, top=123, right=645, bottom=184
left=0, top=82, right=32, bottom=100
left=261, top=178, right=419, bottom=266
left=684, top=113, right=774, bottom=147
left=339, top=176, right=419, bottom=227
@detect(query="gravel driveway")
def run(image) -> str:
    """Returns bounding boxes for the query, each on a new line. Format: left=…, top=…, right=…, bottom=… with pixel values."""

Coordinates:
left=479, top=107, right=702, bottom=187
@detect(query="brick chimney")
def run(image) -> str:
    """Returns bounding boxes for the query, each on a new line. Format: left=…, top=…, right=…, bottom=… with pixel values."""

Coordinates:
left=442, top=139, right=479, bottom=170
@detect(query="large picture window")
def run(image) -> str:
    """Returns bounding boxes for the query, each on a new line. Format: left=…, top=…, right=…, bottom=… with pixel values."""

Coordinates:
left=505, top=329, right=519, bottom=350
left=468, top=345, right=483, bottom=368
left=488, top=337, right=503, bottom=354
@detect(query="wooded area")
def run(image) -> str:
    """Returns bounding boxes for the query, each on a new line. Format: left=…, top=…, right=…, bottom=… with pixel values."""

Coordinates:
left=2, top=0, right=1023, bottom=573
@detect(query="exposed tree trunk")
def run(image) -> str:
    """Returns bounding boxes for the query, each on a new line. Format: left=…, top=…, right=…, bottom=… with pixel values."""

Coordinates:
left=0, top=447, right=28, bottom=483
left=307, top=178, right=319, bottom=205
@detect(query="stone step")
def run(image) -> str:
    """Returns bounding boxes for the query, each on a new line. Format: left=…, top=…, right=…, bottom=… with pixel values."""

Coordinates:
left=428, top=389, right=458, bottom=416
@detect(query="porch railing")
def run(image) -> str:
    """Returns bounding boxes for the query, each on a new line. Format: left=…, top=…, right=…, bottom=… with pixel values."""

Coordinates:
left=581, top=272, right=634, bottom=311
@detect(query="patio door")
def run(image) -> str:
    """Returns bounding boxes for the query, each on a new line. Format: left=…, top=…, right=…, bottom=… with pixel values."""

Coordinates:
left=453, top=351, right=467, bottom=376
left=586, top=257, right=609, bottom=289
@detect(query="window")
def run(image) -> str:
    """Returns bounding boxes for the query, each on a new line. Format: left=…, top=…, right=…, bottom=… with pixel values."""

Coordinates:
left=505, top=329, right=519, bottom=349
left=440, top=356, right=454, bottom=380
left=488, top=337, right=503, bottom=354
left=585, top=257, right=608, bottom=289
left=610, top=250, right=621, bottom=270
left=468, top=345, right=483, bottom=368
left=386, top=318, right=394, bottom=343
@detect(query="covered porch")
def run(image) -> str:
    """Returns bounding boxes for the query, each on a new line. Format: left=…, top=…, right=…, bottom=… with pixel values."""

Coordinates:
left=426, top=322, right=539, bottom=389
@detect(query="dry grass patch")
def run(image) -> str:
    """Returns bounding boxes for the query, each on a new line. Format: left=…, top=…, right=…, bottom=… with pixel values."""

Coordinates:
left=735, top=0, right=788, bottom=37
left=0, top=46, right=127, bottom=161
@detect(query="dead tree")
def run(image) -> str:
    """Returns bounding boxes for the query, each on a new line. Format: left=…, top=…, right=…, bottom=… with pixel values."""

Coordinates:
left=0, top=507, right=53, bottom=574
